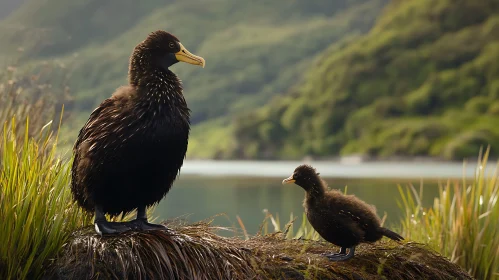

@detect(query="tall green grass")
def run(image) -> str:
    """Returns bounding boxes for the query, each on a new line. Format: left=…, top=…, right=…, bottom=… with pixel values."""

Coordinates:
left=398, top=147, right=499, bottom=280
left=257, top=210, right=321, bottom=241
left=0, top=116, right=91, bottom=280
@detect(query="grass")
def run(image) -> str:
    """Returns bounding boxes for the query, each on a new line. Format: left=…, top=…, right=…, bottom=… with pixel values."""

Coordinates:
left=0, top=64, right=91, bottom=279
left=0, top=115, right=92, bottom=280
left=258, top=210, right=321, bottom=241
left=398, top=146, right=499, bottom=280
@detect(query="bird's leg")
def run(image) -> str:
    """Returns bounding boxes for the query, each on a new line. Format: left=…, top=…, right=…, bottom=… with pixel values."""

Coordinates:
left=322, top=247, right=347, bottom=257
left=94, top=205, right=132, bottom=236
left=326, top=246, right=356, bottom=261
left=127, top=206, right=169, bottom=231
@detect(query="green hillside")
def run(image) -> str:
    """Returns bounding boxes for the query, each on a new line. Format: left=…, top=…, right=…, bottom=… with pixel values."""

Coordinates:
left=0, top=0, right=387, bottom=155
left=230, top=0, right=499, bottom=160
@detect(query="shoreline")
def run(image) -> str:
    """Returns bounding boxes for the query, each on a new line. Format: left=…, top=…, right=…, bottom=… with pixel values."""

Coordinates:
left=179, top=159, right=488, bottom=179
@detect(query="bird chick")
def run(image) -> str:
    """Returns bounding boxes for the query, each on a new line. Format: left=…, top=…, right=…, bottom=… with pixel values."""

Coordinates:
left=282, top=164, right=404, bottom=261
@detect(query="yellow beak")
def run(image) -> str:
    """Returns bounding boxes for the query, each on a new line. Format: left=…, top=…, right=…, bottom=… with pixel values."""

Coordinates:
left=282, top=175, right=296, bottom=185
left=175, top=42, right=205, bottom=68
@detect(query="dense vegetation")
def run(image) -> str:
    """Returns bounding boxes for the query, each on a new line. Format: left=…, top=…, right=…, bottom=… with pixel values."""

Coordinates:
left=232, top=0, right=499, bottom=160
left=0, top=0, right=386, bottom=155
left=2, top=0, right=499, bottom=160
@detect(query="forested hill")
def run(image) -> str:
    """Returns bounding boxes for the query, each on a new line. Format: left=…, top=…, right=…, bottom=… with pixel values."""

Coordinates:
left=230, top=0, right=499, bottom=160
left=0, top=0, right=387, bottom=155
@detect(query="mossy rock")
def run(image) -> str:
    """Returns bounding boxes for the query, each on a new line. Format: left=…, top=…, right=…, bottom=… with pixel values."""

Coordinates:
left=43, top=222, right=473, bottom=280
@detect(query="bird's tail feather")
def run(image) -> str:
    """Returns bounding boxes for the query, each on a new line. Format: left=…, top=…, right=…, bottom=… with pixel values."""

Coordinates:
left=379, top=227, right=404, bottom=241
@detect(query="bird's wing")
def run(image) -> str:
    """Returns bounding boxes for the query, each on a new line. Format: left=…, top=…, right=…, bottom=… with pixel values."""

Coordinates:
left=73, top=98, right=113, bottom=150
left=75, top=98, right=123, bottom=150
left=71, top=98, right=118, bottom=208
left=74, top=96, right=143, bottom=155
left=72, top=97, right=114, bottom=178
left=71, top=96, right=137, bottom=185
left=334, top=207, right=367, bottom=240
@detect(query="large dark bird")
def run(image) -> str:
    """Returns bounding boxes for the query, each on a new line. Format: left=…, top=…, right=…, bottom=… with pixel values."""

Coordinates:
left=282, top=165, right=404, bottom=261
left=71, top=30, right=205, bottom=235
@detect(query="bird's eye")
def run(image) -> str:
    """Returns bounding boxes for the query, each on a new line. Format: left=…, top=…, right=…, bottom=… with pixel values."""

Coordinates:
left=169, top=42, right=175, bottom=48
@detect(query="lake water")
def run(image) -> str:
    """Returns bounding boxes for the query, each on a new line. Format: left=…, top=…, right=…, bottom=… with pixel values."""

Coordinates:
left=154, top=160, right=486, bottom=237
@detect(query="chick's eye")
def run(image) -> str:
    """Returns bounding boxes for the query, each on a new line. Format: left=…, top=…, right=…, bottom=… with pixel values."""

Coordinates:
left=169, top=42, right=175, bottom=48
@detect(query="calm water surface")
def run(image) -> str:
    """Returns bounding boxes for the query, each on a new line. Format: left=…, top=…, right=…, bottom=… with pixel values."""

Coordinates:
left=154, top=160, right=485, bottom=236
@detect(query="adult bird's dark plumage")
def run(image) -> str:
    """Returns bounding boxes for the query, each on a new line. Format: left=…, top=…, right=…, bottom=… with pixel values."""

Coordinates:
left=71, top=30, right=205, bottom=235
left=282, top=165, right=404, bottom=261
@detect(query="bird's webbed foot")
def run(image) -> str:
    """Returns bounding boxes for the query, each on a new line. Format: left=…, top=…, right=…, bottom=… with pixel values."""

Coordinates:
left=326, top=247, right=355, bottom=261
left=125, top=206, right=169, bottom=232
left=95, top=220, right=133, bottom=236
left=322, top=247, right=347, bottom=257
left=94, top=205, right=133, bottom=236
left=126, top=218, right=169, bottom=231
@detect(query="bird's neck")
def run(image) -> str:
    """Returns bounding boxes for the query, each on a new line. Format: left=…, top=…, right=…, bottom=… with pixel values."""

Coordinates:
left=305, top=178, right=327, bottom=199
left=128, top=52, right=183, bottom=99
left=129, top=59, right=188, bottom=114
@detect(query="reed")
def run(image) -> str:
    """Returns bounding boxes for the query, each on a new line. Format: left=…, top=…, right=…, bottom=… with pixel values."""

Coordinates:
left=0, top=115, right=93, bottom=280
left=398, top=146, right=499, bottom=280
left=258, top=209, right=321, bottom=241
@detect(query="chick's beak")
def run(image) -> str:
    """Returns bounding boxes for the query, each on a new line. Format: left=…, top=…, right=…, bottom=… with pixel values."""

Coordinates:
left=282, top=174, right=296, bottom=185
left=175, top=42, right=205, bottom=68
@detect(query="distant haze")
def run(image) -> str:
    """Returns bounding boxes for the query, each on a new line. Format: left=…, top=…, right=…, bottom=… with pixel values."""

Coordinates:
left=0, top=0, right=26, bottom=20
